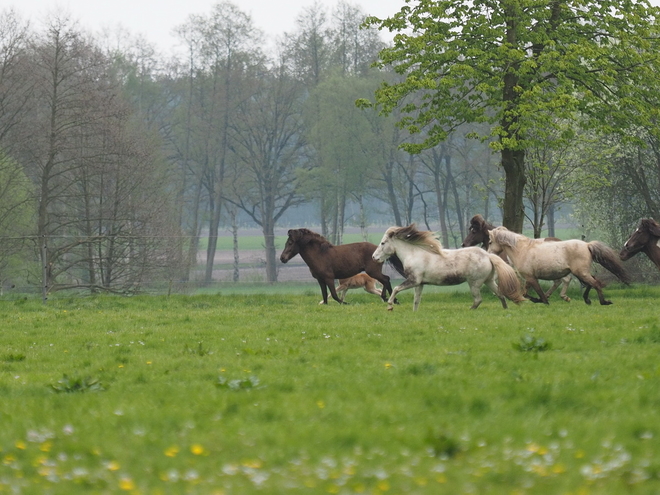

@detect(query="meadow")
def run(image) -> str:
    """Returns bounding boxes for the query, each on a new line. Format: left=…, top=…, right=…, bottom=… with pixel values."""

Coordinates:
left=1, top=282, right=659, bottom=494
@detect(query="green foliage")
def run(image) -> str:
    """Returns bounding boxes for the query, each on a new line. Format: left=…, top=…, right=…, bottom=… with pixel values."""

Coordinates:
left=513, top=334, right=552, bottom=353
left=50, top=374, right=106, bottom=393
left=216, top=375, right=260, bottom=390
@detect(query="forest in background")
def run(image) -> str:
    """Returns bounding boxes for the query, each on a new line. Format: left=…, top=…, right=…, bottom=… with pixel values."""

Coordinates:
left=1, top=1, right=660, bottom=296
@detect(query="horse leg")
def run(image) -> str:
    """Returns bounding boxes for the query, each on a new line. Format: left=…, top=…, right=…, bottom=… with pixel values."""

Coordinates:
left=326, top=279, right=346, bottom=304
left=485, top=278, right=507, bottom=309
left=412, top=285, right=424, bottom=311
left=370, top=272, right=398, bottom=304
left=335, top=282, right=349, bottom=303
left=386, top=279, right=417, bottom=311
left=468, top=282, right=484, bottom=309
left=576, top=273, right=611, bottom=305
left=364, top=282, right=383, bottom=298
left=525, top=277, right=550, bottom=304
left=559, top=276, right=572, bottom=302
left=318, top=279, right=329, bottom=304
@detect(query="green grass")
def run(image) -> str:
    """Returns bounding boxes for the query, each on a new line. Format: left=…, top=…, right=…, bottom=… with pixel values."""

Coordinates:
left=1, top=285, right=659, bottom=493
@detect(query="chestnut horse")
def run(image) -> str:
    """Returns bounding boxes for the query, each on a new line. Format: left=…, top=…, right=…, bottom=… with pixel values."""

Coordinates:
left=488, top=227, right=630, bottom=305
left=620, top=218, right=660, bottom=270
left=319, top=273, right=382, bottom=304
left=373, top=224, right=525, bottom=311
left=279, top=228, right=404, bottom=304
left=462, top=214, right=573, bottom=302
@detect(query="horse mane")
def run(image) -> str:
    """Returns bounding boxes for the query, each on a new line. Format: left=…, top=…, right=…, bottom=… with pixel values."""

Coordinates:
left=387, top=224, right=444, bottom=256
left=292, top=228, right=333, bottom=251
left=489, top=226, right=521, bottom=248
left=470, top=214, right=496, bottom=231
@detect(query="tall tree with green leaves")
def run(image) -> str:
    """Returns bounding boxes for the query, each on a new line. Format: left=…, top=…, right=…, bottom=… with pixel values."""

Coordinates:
left=363, top=0, right=660, bottom=232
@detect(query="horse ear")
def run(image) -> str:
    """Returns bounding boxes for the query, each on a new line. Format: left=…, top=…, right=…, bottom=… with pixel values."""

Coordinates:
left=287, top=229, right=295, bottom=236
left=648, top=220, right=660, bottom=237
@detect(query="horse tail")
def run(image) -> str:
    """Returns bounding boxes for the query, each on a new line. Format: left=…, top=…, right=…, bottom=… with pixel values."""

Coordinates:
left=387, top=254, right=407, bottom=278
left=488, top=254, right=526, bottom=304
left=588, top=241, right=631, bottom=284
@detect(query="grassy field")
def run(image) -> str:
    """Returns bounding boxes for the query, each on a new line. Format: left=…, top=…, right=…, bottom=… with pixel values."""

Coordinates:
left=1, top=283, right=659, bottom=494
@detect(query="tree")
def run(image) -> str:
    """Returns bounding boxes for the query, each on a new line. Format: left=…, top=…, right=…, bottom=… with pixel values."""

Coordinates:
left=227, top=62, right=308, bottom=282
left=363, top=0, right=660, bottom=232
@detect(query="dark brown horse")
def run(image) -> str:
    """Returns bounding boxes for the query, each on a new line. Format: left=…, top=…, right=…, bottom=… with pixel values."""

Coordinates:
left=461, top=214, right=573, bottom=302
left=620, top=218, right=660, bottom=269
left=279, top=228, right=405, bottom=304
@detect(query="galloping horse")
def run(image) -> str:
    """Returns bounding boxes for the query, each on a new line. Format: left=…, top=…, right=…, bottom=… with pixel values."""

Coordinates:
left=324, top=273, right=382, bottom=305
left=488, top=227, right=630, bottom=305
left=620, top=218, right=660, bottom=270
left=372, top=224, right=525, bottom=311
left=462, top=214, right=572, bottom=301
left=279, top=228, right=404, bottom=304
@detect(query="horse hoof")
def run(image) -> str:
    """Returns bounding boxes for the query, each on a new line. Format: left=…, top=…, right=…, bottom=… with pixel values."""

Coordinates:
left=601, top=300, right=613, bottom=305
left=562, top=297, right=571, bottom=302
left=584, top=299, right=592, bottom=305
left=387, top=306, right=394, bottom=312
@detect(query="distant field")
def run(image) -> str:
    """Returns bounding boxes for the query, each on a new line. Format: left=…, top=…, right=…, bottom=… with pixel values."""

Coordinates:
left=2, top=284, right=657, bottom=493
left=207, top=226, right=590, bottom=252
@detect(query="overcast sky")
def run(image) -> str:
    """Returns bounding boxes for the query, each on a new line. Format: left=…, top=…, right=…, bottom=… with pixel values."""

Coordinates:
left=8, top=0, right=405, bottom=54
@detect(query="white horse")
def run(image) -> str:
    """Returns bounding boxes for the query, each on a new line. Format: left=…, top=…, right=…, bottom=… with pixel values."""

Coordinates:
left=488, top=226, right=630, bottom=305
left=372, top=224, right=525, bottom=311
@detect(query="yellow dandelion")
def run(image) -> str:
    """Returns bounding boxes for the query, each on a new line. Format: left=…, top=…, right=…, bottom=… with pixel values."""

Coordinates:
left=40, top=441, right=52, bottom=452
left=526, top=442, right=540, bottom=453
left=118, top=365, right=124, bottom=368
left=190, top=444, right=206, bottom=455
left=552, top=463, right=567, bottom=474
left=317, top=400, right=325, bottom=409
left=377, top=480, right=390, bottom=491
left=385, top=362, right=393, bottom=369
left=414, top=477, right=428, bottom=486
left=146, top=361, right=152, bottom=365
left=575, top=449, right=585, bottom=459
left=119, top=477, right=135, bottom=490
left=3, top=454, right=15, bottom=465
left=164, top=446, right=179, bottom=457
left=326, top=484, right=340, bottom=494
left=107, top=460, right=121, bottom=471
left=15, top=440, right=26, bottom=450
left=436, top=474, right=447, bottom=483
left=242, top=459, right=262, bottom=469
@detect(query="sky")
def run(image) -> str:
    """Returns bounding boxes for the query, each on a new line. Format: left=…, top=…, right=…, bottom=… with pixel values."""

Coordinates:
left=8, top=0, right=405, bottom=54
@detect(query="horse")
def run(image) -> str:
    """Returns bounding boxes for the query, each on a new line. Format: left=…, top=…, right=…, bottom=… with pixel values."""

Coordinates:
left=461, top=214, right=573, bottom=302
left=279, top=228, right=405, bottom=305
left=488, top=226, right=630, bottom=305
left=620, top=218, right=660, bottom=270
left=319, top=273, right=382, bottom=304
left=372, top=224, right=525, bottom=311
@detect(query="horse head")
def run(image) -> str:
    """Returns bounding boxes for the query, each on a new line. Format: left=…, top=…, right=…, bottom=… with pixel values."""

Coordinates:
left=620, top=218, right=660, bottom=260
left=279, top=229, right=303, bottom=263
left=487, top=226, right=517, bottom=256
left=462, top=214, right=493, bottom=248
left=372, top=228, right=398, bottom=263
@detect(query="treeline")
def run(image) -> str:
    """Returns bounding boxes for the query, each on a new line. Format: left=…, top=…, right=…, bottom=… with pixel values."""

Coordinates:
left=0, top=2, right=659, bottom=296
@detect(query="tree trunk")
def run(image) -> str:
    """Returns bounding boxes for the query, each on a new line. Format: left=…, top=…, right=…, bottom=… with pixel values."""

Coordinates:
left=547, top=204, right=556, bottom=237
left=263, top=221, right=278, bottom=283
left=501, top=148, right=526, bottom=233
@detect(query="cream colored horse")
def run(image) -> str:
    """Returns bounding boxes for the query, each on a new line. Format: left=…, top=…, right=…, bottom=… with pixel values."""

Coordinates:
left=372, top=224, right=525, bottom=311
left=318, top=273, right=382, bottom=304
left=488, top=227, right=630, bottom=305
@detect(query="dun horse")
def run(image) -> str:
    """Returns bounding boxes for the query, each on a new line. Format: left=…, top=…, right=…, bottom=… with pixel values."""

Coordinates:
left=620, top=218, right=660, bottom=270
left=372, top=224, right=525, bottom=311
left=320, top=273, right=382, bottom=304
left=279, top=228, right=404, bottom=304
left=462, top=214, right=572, bottom=301
left=488, top=227, right=630, bottom=305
